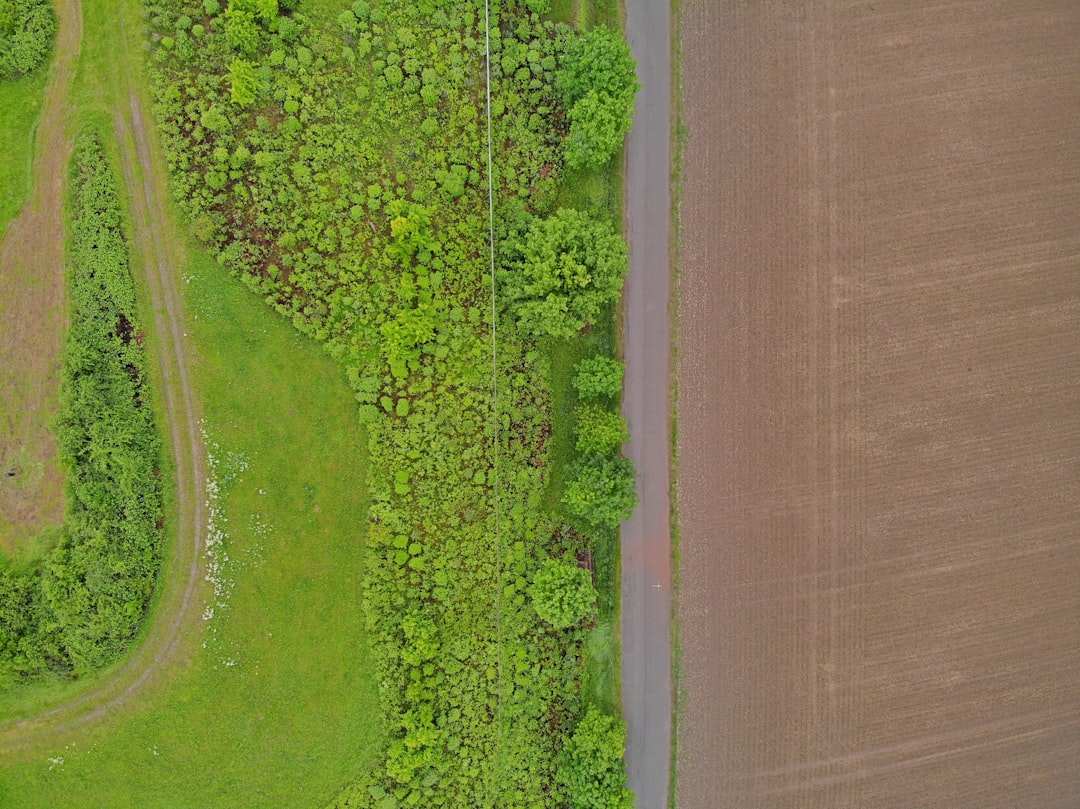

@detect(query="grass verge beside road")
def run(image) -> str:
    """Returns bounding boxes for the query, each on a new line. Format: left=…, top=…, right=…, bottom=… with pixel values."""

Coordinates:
left=546, top=0, right=628, bottom=727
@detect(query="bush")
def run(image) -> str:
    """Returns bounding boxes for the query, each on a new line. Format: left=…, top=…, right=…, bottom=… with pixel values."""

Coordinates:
left=572, top=356, right=624, bottom=400
left=563, top=454, right=638, bottom=530
left=0, top=0, right=56, bottom=78
left=228, top=58, right=258, bottom=106
left=556, top=26, right=638, bottom=169
left=500, top=208, right=628, bottom=339
left=558, top=706, right=634, bottom=809
left=574, top=405, right=628, bottom=454
left=530, top=558, right=596, bottom=629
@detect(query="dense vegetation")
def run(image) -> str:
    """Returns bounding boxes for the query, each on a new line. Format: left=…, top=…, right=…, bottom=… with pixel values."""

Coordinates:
left=141, top=0, right=637, bottom=804
left=555, top=25, right=637, bottom=169
left=0, top=134, right=165, bottom=685
left=0, top=0, right=56, bottom=78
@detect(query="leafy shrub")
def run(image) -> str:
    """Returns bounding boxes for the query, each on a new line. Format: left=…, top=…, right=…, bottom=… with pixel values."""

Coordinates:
left=0, top=0, right=56, bottom=78
left=500, top=208, right=628, bottom=339
left=556, top=26, right=638, bottom=169
left=558, top=706, right=634, bottom=809
left=228, top=57, right=258, bottom=106
left=530, top=558, right=596, bottom=629
left=224, top=5, right=260, bottom=54
left=574, top=405, right=628, bottom=454
left=572, top=355, right=624, bottom=400
left=563, top=453, right=638, bottom=530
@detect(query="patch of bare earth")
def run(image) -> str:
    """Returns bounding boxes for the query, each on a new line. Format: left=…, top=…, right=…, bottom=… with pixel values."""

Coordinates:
left=675, top=2, right=1080, bottom=807
left=0, top=0, right=82, bottom=554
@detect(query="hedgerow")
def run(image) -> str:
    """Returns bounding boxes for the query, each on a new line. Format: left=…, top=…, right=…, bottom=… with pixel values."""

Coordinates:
left=0, top=0, right=57, bottom=78
left=0, top=133, right=165, bottom=685
left=140, top=0, right=638, bottom=804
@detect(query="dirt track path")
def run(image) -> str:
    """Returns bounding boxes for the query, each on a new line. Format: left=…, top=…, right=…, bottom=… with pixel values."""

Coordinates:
left=621, top=1, right=673, bottom=806
left=0, top=0, right=82, bottom=547
left=0, top=13, right=208, bottom=754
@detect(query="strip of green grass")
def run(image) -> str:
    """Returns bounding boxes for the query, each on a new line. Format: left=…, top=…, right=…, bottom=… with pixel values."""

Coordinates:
left=542, top=0, right=630, bottom=725
left=550, top=0, right=621, bottom=28
left=0, top=70, right=47, bottom=238
left=0, top=250, right=381, bottom=808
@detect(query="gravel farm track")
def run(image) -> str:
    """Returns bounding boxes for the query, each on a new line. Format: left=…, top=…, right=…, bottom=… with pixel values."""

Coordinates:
left=675, top=2, right=1080, bottom=808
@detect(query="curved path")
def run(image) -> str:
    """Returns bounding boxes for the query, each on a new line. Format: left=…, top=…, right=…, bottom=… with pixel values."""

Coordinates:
left=0, top=10, right=208, bottom=753
left=621, top=1, right=674, bottom=807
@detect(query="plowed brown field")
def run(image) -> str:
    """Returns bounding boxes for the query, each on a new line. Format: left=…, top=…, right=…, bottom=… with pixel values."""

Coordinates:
left=675, top=2, right=1080, bottom=807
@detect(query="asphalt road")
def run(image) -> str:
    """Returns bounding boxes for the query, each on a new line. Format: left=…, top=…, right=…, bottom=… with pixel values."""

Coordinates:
left=621, top=1, right=673, bottom=807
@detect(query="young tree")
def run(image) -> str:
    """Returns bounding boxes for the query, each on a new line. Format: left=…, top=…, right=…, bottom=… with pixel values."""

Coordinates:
left=572, top=356, right=624, bottom=400
left=224, top=6, right=261, bottom=54
left=385, top=199, right=434, bottom=262
left=228, top=58, right=259, bottom=106
left=530, top=558, right=596, bottom=629
left=574, top=405, right=628, bottom=455
left=558, top=706, right=634, bottom=809
left=562, top=454, right=638, bottom=530
left=500, top=208, right=628, bottom=339
left=556, top=26, right=638, bottom=169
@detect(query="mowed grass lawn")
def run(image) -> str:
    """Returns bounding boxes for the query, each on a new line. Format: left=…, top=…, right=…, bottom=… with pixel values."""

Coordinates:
left=0, top=248, right=381, bottom=808
left=0, top=71, right=46, bottom=236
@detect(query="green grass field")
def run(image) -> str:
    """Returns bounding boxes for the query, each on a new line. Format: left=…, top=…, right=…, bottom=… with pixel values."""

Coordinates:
left=0, top=0, right=381, bottom=802
left=0, top=70, right=46, bottom=237
left=0, top=250, right=381, bottom=808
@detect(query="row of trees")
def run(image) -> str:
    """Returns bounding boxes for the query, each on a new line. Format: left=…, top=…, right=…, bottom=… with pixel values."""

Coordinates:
left=556, top=26, right=638, bottom=170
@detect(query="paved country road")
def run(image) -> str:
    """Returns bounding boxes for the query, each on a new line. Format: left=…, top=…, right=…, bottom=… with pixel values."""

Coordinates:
left=621, top=1, right=674, bottom=807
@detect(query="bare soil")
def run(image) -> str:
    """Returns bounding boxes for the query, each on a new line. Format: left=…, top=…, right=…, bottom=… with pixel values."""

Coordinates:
left=0, top=0, right=82, bottom=554
left=675, top=2, right=1080, bottom=807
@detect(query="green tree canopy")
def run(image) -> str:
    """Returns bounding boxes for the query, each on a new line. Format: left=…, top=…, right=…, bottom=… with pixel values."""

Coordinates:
left=224, top=6, right=261, bottom=54
left=530, top=558, right=596, bottom=629
left=558, top=706, right=634, bottom=809
left=228, top=58, right=258, bottom=106
left=499, top=208, right=628, bottom=339
left=0, top=0, right=56, bottom=78
left=562, top=454, right=638, bottom=530
left=574, top=405, right=629, bottom=455
left=572, top=356, right=624, bottom=400
left=556, top=26, right=638, bottom=169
